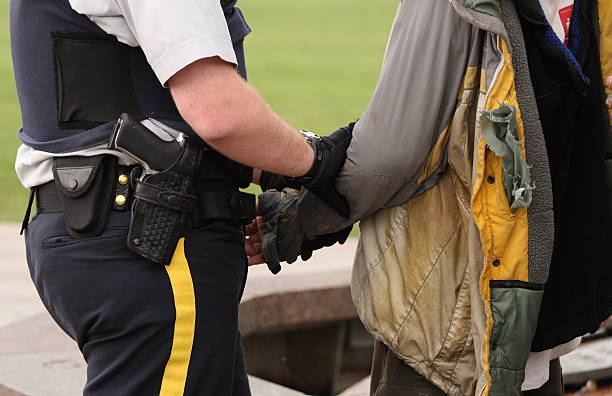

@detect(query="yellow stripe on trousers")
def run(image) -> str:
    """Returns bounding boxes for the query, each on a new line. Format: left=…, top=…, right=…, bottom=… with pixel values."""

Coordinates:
left=160, top=238, right=196, bottom=396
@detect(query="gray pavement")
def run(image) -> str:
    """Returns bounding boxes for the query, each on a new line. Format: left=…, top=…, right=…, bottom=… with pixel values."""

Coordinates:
left=338, top=377, right=370, bottom=396
left=0, top=222, right=359, bottom=396
left=5, top=222, right=612, bottom=395
left=0, top=224, right=44, bottom=328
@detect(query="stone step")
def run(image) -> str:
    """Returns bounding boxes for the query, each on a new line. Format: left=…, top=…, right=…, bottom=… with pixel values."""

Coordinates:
left=561, top=336, right=612, bottom=386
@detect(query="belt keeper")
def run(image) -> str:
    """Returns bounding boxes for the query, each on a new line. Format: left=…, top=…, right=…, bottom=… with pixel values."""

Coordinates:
left=229, top=191, right=256, bottom=221
left=114, top=165, right=133, bottom=211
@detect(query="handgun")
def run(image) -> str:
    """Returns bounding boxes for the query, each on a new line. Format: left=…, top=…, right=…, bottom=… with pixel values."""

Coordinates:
left=107, top=113, right=201, bottom=265
left=108, top=113, right=183, bottom=173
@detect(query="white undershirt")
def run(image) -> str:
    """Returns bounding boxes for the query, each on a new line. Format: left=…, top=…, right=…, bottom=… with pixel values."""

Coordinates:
left=522, top=337, right=581, bottom=390
left=539, top=0, right=575, bottom=43
left=16, top=119, right=180, bottom=189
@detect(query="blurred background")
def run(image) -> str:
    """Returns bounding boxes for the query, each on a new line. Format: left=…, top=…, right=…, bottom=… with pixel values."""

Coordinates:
left=0, top=0, right=398, bottom=221
left=2, top=1, right=611, bottom=396
left=0, top=1, right=400, bottom=395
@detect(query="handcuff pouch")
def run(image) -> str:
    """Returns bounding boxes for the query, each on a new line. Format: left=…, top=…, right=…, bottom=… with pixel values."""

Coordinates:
left=52, top=155, right=117, bottom=237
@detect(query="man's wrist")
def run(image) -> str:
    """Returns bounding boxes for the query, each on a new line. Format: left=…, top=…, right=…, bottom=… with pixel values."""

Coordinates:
left=252, top=168, right=262, bottom=185
left=293, top=130, right=320, bottom=180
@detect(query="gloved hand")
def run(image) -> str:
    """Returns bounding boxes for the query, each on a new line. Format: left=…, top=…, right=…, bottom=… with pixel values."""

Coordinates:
left=290, top=123, right=354, bottom=217
left=299, top=225, right=353, bottom=261
left=259, top=170, right=287, bottom=192
left=247, top=187, right=354, bottom=274
left=255, top=188, right=303, bottom=274
left=259, top=123, right=354, bottom=217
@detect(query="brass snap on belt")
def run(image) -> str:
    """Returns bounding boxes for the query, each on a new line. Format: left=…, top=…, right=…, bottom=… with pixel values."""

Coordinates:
left=35, top=165, right=135, bottom=214
left=113, top=170, right=132, bottom=210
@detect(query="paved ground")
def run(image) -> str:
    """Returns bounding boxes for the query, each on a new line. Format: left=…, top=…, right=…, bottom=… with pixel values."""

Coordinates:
left=0, top=222, right=358, bottom=396
left=0, top=222, right=361, bottom=329
left=0, top=224, right=43, bottom=328
left=3, top=222, right=612, bottom=396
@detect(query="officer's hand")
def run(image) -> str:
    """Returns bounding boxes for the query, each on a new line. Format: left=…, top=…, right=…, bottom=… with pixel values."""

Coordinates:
left=606, top=76, right=612, bottom=124
left=289, top=123, right=355, bottom=217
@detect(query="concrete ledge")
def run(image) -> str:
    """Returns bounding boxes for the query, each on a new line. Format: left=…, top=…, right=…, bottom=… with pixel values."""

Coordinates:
left=338, top=376, right=369, bottom=396
left=561, top=336, right=612, bottom=385
left=239, top=241, right=357, bottom=336
left=240, top=286, right=356, bottom=336
left=0, top=385, right=23, bottom=396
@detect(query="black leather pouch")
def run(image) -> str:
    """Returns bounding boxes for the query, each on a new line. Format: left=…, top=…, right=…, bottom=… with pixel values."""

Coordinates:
left=52, top=155, right=117, bottom=237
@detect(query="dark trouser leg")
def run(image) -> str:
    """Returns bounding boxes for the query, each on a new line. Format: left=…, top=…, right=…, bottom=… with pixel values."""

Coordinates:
left=369, top=341, right=447, bottom=396
left=181, top=219, right=251, bottom=396
left=369, top=341, right=385, bottom=396
left=523, top=358, right=564, bottom=396
left=232, top=332, right=251, bottom=396
left=25, top=212, right=250, bottom=396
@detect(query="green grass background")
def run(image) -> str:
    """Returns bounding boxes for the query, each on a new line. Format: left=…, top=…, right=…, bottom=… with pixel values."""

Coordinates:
left=0, top=0, right=398, bottom=222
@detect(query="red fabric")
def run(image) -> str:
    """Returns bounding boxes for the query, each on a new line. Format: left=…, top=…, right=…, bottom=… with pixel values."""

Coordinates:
left=558, top=5, right=574, bottom=45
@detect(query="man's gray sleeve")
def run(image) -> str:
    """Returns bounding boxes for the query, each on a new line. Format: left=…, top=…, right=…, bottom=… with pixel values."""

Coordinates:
left=299, top=0, right=477, bottom=237
left=259, top=0, right=479, bottom=267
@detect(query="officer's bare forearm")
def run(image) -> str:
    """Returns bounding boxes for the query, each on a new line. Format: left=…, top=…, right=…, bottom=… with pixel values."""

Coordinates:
left=169, top=57, right=314, bottom=177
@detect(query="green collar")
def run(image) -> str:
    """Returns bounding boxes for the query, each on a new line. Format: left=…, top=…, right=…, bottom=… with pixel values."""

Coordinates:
left=460, top=0, right=501, bottom=18
left=452, top=0, right=506, bottom=37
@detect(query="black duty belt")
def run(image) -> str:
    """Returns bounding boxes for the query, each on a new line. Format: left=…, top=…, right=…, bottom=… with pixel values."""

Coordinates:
left=35, top=178, right=256, bottom=224
left=22, top=151, right=256, bottom=265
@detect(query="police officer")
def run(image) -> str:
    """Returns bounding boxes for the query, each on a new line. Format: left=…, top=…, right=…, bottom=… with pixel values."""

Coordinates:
left=11, top=0, right=350, bottom=395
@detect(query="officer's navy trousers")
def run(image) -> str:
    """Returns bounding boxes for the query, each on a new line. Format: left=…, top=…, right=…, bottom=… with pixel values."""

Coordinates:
left=25, top=210, right=251, bottom=396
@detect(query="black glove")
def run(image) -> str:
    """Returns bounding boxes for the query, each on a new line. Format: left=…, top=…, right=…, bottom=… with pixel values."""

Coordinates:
left=299, top=225, right=353, bottom=261
left=258, top=187, right=354, bottom=274
left=259, top=188, right=303, bottom=274
left=287, top=123, right=354, bottom=217
left=259, top=170, right=287, bottom=192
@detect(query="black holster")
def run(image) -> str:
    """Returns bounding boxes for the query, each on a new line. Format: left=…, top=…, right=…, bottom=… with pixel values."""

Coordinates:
left=127, top=141, right=203, bottom=265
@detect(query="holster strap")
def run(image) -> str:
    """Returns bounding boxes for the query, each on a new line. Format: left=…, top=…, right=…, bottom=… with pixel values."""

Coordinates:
left=134, top=179, right=195, bottom=213
left=192, top=190, right=256, bottom=224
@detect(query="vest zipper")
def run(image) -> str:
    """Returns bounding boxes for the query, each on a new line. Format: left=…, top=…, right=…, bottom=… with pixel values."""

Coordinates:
left=478, top=255, right=489, bottom=396
left=479, top=36, right=504, bottom=396
left=484, top=36, right=506, bottom=106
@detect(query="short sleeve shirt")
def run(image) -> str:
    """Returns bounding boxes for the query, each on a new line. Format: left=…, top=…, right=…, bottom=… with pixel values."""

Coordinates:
left=15, top=0, right=240, bottom=189
left=68, top=0, right=238, bottom=85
